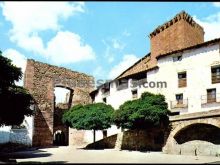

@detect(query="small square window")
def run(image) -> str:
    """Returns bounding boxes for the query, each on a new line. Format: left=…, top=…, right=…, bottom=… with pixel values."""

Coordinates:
left=132, top=90, right=138, bottom=99
left=173, top=55, right=182, bottom=62
left=176, top=94, right=183, bottom=104
left=207, top=89, right=216, bottom=103
left=178, top=72, right=187, bottom=87
left=211, top=66, right=220, bottom=84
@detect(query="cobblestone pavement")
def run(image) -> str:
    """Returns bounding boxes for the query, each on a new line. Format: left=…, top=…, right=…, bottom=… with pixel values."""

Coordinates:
left=3, top=146, right=220, bottom=164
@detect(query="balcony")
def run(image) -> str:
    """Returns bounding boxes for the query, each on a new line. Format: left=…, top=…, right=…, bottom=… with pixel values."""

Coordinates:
left=201, top=94, right=220, bottom=105
left=178, top=78, right=187, bottom=88
left=116, top=83, right=128, bottom=91
left=170, top=99, right=188, bottom=109
left=212, top=74, right=220, bottom=84
left=131, top=78, right=148, bottom=88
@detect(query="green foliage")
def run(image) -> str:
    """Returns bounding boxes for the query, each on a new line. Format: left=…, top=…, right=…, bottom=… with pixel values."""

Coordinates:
left=114, top=92, right=170, bottom=129
left=0, top=52, right=33, bottom=126
left=62, top=103, right=114, bottom=131
left=0, top=51, right=22, bottom=89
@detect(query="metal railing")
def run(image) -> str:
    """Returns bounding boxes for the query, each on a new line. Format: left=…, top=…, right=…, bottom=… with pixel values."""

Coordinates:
left=170, top=99, right=188, bottom=109
left=178, top=78, right=187, bottom=88
left=212, top=74, right=220, bottom=84
left=201, top=94, right=220, bottom=104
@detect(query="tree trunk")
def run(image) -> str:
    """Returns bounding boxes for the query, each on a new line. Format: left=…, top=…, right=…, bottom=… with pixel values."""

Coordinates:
left=93, top=129, right=96, bottom=143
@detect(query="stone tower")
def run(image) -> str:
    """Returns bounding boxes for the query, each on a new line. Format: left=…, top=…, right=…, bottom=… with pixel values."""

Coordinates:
left=149, top=11, right=204, bottom=65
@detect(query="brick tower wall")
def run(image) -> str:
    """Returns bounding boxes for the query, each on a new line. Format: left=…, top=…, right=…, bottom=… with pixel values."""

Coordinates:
left=150, top=11, right=204, bottom=63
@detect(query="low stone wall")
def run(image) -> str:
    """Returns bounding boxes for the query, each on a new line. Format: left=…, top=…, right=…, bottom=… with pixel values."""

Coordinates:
left=121, top=129, right=164, bottom=151
left=85, top=128, right=165, bottom=151
left=86, top=134, right=117, bottom=149
left=168, top=141, right=220, bottom=157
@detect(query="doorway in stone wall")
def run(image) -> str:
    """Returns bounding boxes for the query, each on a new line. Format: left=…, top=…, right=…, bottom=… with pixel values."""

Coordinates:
left=53, top=86, right=74, bottom=146
left=53, top=130, right=65, bottom=146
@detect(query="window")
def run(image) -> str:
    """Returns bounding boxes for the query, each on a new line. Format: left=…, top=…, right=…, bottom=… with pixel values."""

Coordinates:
left=103, top=97, right=107, bottom=103
left=178, top=72, right=187, bottom=87
left=211, top=66, right=220, bottom=84
left=176, top=94, right=183, bottom=104
left=173, top=55, right=182, bottom=62
left=132, top=90, right=138, bottom=99
left=207, top=89, right=216, bottom=103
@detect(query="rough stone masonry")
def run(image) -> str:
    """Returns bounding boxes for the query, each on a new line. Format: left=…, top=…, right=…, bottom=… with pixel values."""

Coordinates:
left=24, top=59, right=94, bottom=147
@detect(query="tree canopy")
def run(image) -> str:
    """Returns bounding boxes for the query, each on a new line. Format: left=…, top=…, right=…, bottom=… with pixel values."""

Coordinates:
left=62, top=103, right=114, bottom=130
left=0, top=52, right=33, bottom=126
left=113, top=92, right=170, bottom=129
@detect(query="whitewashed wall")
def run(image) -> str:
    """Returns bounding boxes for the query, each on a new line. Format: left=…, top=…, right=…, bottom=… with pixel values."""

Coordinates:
left=92, top=43, right=220, bottom=139
left=148, top=43, right=220, bottom=114
left=0, top=116, right=34, bottom=146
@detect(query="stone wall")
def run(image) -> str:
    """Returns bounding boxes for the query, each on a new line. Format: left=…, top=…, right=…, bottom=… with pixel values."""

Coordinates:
left=85, top=128, right=166, bottom=151
left=24, top=59, right=94, bottom=147
left=163, top=110, right=220, bottom=156
left=150, top=11, right=204, bottom=60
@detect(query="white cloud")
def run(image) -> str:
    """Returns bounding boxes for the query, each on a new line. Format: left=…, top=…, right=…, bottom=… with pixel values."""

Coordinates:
left=3, top=49, right=27, bottom=86
left=11, top=33, right=45, bottom=55
left=213, top=2, right=220, bottom=7
left=102, top=38, right=126, bottom=63
left=1, top=2, right=84, bottom=34
left=1, top=2, right=95, bottom=65
left=45, top=31, right=95, bottom=64
left=108, top=54, right=139, bottom=79
left=112, top=39, right=125, bottom=50
left=194, top=13, right=220, bottom=41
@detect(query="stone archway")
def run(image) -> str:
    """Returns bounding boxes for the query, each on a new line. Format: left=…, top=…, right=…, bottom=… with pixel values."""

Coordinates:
left=163, top=118, right=220, bottom=156
left=53, top=130, right=66, bottom=146
left=24, top=59, right=94, bottom=147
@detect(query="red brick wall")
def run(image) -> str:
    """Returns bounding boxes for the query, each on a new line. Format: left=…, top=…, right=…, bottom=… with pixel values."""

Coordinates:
left=150, top=19, right=204, bottom=60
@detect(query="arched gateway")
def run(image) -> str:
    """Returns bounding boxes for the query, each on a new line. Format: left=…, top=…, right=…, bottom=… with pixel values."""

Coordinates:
left=24, top=59, right=94, bottom=147
left=163, top=109, right=220, bottom=156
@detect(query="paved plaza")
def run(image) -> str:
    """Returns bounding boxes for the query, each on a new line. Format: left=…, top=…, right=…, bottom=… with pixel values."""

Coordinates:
left=1, top=146, right=220, bottom=164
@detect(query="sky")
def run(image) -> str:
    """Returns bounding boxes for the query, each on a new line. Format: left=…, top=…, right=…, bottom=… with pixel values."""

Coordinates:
left=1, top=2, right=220, bottom=102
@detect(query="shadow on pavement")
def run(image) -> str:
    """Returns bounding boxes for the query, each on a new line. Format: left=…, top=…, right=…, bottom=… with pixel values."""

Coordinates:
left=0, top=148, right=52, bottom=164
left=17, top=161, right=67, bottom=164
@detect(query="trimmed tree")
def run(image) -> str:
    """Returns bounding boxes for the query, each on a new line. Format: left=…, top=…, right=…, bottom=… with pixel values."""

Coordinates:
left=62, top=103, right=114, bottom=142
left=0, top=51, right=33, bottom=126
left=113, top=92, right=170, bottom=129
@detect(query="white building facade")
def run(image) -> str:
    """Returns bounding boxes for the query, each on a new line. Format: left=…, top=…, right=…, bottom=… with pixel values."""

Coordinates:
left=91, top=11, right=220, bottom=139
